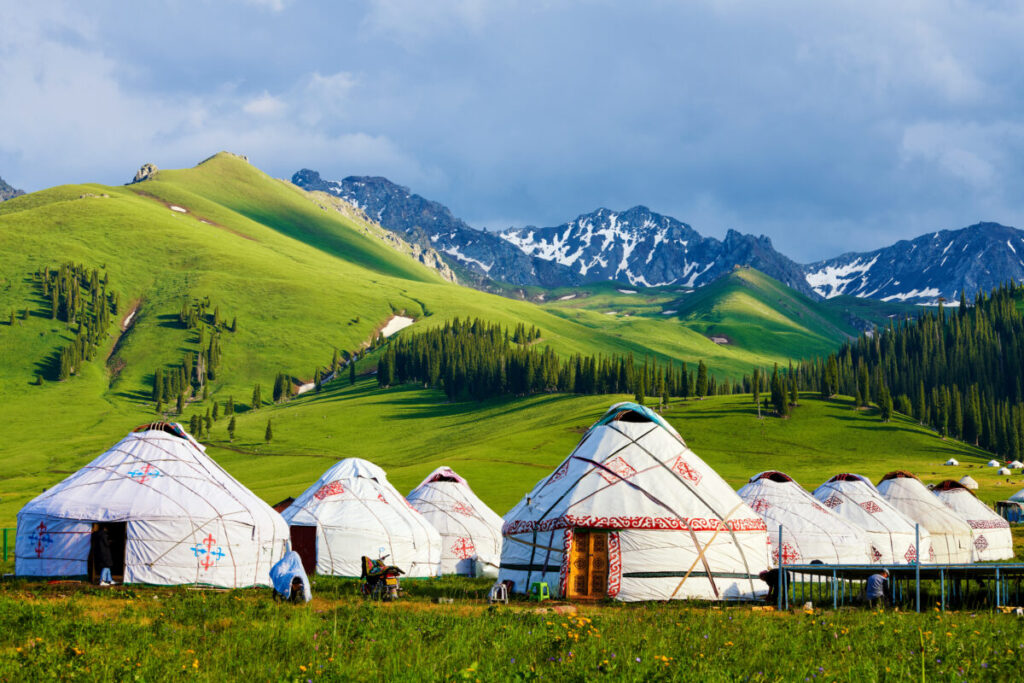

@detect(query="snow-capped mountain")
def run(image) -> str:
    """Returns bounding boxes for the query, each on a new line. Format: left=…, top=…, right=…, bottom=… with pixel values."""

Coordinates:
left=292, top=169, right=812, bottom=293
left=500, top=206, right=814, bottom=295
left=803, top=222, right=1024, bottom=304
left=291, top=169, right=567, bottom=287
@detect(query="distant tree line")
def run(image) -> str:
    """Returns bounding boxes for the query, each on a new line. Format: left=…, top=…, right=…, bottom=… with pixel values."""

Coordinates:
left=376, top=317, right=728, bottom=403
left=797, top=283, right=1024, bottom=459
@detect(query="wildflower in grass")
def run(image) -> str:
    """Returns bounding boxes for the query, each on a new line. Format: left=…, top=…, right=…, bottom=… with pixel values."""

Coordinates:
left=192, top=660, right=199, bottom=669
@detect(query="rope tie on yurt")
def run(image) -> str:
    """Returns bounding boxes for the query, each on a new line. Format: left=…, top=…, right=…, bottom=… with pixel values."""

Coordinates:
left=668, top=501, right=745, bottom=599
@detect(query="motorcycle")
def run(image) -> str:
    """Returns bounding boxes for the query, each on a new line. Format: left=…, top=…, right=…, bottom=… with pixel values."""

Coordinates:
left=360, top=554, right=405, bottom=601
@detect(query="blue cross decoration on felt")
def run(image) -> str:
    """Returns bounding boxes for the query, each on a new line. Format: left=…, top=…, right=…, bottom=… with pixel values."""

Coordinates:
left=190, top=533, right=226, bottom=571
left=28, top=521, right=54, bottom=557
left=128, top=463, right=161, bottom=484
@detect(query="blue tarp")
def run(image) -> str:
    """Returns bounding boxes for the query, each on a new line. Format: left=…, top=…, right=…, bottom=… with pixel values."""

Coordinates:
left=270, top=551, right=312, bottom=602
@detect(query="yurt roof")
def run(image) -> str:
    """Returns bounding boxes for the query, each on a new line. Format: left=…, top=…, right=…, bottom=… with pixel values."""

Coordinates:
left=18, top=423, right=278, bottom=524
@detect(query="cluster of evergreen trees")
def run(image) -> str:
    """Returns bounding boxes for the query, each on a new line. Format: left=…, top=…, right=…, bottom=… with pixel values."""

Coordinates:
left=152, top=296, right=233, bottom=411
left=33, top=263, right=119, bottom=380
left=376, top=317, right=724, bottom=403
left=799, top=283, right=1024, bottom=458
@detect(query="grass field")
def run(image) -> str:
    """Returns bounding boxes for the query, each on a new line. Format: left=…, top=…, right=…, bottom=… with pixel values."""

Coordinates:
left=0, top=575, right=1021, bottom=681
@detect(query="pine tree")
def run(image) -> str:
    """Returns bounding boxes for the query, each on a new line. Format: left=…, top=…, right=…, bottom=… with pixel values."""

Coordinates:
left=176, top=393, right=185, bottom=414
left=227, top=416, right=236, bottom=441
left=770, top=364, right=789, bottom=417
left=752, top=367, right=762, bottom=418
left=788, top=361, right=798, bottom=406
left=264, top=419, right=273, bottom=443
left=226, top=396, right=235, bottom=416
left=314, top=367, right=323, bottom=393
left=349, top=362, right=356, bottom=385
left=212, top=402, right=220, bottom=421
left=251, top=383, right=261, bottom=410
left=879, top=384, right=893, bottom=422
left=695, top=361, right=708, bottom=399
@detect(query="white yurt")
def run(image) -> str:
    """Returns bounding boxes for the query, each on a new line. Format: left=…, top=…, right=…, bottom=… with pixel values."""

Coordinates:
left=958, top=475, right=979, bottom=490
left=1010, top=461, right=1024, bottom=469
left=282, top=458, right=441, bottom=577
left=987, top=460, right=1001, bottom=468
left=944, top=458, right=959, bottom=466
left=876, top=471, right=974, bottom=563
left=499, top=403, right=770, bottom=602
left=16, top=423, right=288, bottom=587
left=933, top=480, right=1014, bottom=561
left=737, top=471, right=871, bottom=565
left=812, top=474, right=933, bottom=564
left=998, top=467, right=1012, bottom=476
left=406, top=466, right=503, bottom=576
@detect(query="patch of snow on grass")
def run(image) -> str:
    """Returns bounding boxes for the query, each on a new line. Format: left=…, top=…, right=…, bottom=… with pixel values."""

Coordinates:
left=881, top=287, right=941, bottom=302
left=441, top=245, right=493, bottom=273
left=169, top=205, right=187, bottom=213
left=661, top=310, right=677, bottom=315
left=381, top=315, right=415, bottom=337
left=557, top=294, right=577, bottom=301
left=617, top=289, right=637, bottom=294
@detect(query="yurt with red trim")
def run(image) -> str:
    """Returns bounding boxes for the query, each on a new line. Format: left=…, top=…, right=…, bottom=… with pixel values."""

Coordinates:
left=498, top=403, right=770, bottom=602
left=737, top=471, right=871, bottom=565
left=406, top=466, right=503, bottom=576
left=16, top=423, right=289, bottom=587
left=281, top=458, right=442, bottom=577
left=932, top=480, right=1013, bottom=561
left=812, top=474, right=933, bottom=565
left=876, top=471, right=974, bottom=563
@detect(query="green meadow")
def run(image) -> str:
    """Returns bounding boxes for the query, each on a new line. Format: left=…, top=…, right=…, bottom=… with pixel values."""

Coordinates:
left=0, top=576, right=1021, bottom=682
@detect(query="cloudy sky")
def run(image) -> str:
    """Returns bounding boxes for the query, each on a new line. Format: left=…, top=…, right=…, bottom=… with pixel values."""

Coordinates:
left=2, top=1, right=1023, bottom=261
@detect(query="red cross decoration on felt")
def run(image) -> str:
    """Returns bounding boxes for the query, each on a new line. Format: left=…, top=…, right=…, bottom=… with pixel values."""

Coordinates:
left=859, top=500, right=883, bottom=514
left=904, top=545, right=918, bottom=564
left=452, top=502, right=473, bottom=517
left=671, top=456, right=702, bottom=485
left=29, top=521, right=53, bottom=558
left=127, top=463, right=161, bottom=484
left=812, top=503, right=828, bottom=514
left=974, top=535, right=988, bottom=552
left=377, top=493, right=388, bottom=504
left=823, top=496, right=842, bottom=509
left=749, top=498, right=771, bottom=514
left=189, top=533, right=226, bottom=571
left=313, top=481, right=345, bottom=500
left=451, top=537, right=475, bottom=560
left=598, top=456, right=637, bottom=484
left=870, top=546, right=883, bottom=563
left=779, top=542, right=800, bottom=564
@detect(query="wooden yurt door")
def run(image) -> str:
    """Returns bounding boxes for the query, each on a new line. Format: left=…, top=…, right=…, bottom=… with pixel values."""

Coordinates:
left=290, top=526, right=317, bottom=575
left=567, top=530, right=609, bottom=599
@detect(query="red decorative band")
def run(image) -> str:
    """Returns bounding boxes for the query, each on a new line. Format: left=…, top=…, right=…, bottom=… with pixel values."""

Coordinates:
left=503, top=513, right=766, bottom=536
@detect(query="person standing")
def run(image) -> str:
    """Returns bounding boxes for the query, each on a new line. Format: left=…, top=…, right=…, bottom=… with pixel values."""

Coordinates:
left=866, top=568, right=889, bottom=609
left=92, top=526, right=114, bottom=586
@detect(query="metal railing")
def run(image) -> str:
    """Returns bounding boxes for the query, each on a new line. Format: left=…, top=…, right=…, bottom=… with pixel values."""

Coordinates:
left=775, top=524, right=1024, bottom=612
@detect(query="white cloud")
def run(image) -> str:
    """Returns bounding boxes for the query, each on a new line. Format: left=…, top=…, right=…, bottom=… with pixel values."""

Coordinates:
left=242, top=91, right=287, bottom=117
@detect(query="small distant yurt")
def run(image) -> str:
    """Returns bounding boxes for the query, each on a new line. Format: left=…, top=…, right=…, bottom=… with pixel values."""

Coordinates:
left=499, top=403, right=770, bottom=602
left=998, top=467, right=1012, bottom=475
left=944, top=458, right=959, bottom=466
left=16, top=423, right=288, bottom=587
left=877, top=472, right=973, bottom=563
left=282, top=458, right=441, bottom=577
left=959, top=475, right=979, bottom=490
left=737, top=471, right=870, bottom=565
left=406, top=466, right=503, bottom=576
left=933, top=480, right=1014, bottom=561
left=813, top=474, right=933, bottom=564
left=987, top=460, right=1001, bottom=468
left=1010, top=461, right=1024, bottom=469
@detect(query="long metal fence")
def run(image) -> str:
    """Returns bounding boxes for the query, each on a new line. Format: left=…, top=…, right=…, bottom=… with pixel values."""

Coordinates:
left=775, top=524, right=1024, bottom=612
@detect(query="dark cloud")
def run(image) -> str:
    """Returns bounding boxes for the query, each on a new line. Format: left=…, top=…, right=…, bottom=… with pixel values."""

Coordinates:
left=1, top=0, right=1023, bottom=261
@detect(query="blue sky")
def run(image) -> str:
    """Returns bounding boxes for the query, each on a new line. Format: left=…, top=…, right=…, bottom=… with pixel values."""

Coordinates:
left=2, top=1, right=1023, bottom=261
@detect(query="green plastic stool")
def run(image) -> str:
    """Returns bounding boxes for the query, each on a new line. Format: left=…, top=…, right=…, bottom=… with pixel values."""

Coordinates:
left=529, top=581, right=551, bottom=602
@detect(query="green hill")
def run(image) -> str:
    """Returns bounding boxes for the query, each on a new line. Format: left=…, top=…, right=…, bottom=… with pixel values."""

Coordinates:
left=0, top=152, right=944, bottom=526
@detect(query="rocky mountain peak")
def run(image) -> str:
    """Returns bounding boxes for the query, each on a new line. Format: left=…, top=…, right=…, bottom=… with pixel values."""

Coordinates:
left=0, top=175, right=24, bottom=202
